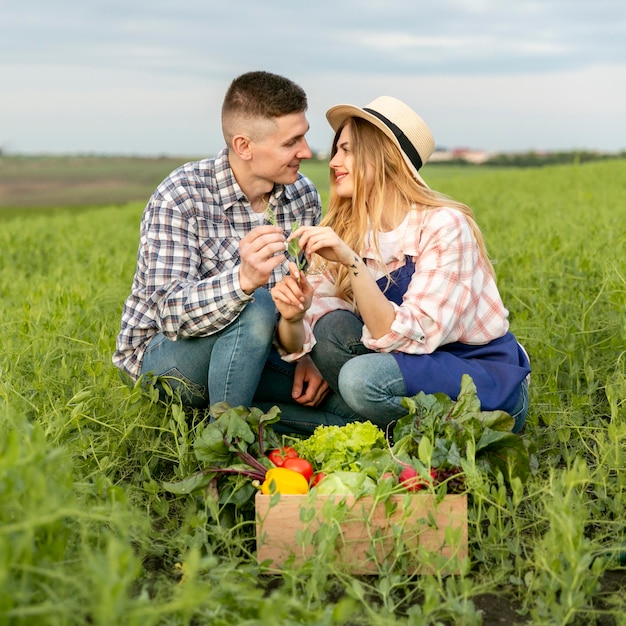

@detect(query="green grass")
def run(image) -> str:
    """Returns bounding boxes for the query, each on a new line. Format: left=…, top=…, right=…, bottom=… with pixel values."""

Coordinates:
left=0, top=155, right=198, bottom=208
left=1, top=160, right=626, bottom=624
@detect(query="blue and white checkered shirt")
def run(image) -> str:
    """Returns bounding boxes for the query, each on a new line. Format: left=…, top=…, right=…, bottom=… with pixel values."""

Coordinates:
left=113, top=148, right=321, bottom=380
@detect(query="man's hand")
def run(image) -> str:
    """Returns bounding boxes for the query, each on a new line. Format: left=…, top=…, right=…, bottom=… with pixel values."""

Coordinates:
left=238, top=225, right=287, bottom=294
left=291, top=355, right=330, bottom=406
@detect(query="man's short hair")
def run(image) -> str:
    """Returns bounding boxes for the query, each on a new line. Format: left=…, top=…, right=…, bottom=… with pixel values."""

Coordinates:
left=222, top=71, right=307, bottom=144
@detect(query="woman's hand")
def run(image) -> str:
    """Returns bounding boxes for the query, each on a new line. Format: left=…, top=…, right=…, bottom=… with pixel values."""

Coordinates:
left=272, top=262, right=312, bottom=353
left=270, top=262, right=313, bottom=322
left=291, top=226, right=356, bottom=267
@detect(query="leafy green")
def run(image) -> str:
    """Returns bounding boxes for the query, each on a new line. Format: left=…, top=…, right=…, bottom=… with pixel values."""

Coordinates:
left=392, top=375, right=530, bottom=484
left=264, top=203, right=306, bottom=271
left=263, top=203, right=278, bottom=226
left=314, top=471, right=377, bottom=496
left=287, top=221, right=307, bottom=271
left=294, top=420, right=387, bottom=472
left=163, top=404, right=282, bottom=505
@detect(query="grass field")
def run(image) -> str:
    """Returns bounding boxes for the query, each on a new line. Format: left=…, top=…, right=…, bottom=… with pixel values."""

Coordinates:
left=1, top=157, right=625, bottom=625
left=0, top=155, right=199, bottom=209
left=0, top=154, right=502, bottom=210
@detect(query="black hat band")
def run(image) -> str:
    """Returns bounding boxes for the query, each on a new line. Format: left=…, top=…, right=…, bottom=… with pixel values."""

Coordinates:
left=363, top=107, right=423, bottom=171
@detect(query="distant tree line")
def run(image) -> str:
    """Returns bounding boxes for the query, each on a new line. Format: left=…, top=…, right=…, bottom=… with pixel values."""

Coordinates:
left=427, top=150, right=626, bottom=168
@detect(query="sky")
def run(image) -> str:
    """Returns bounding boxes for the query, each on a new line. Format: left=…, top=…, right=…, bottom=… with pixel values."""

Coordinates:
left=2, top=0, right=626, bottom=157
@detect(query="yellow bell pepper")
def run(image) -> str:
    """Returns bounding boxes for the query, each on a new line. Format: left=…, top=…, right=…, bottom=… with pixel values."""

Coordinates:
left=261, top=467, right=309, bottom=495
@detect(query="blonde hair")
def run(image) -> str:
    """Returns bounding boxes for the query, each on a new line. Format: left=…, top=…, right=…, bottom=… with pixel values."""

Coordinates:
left=319, top=117, right=495, bottom=307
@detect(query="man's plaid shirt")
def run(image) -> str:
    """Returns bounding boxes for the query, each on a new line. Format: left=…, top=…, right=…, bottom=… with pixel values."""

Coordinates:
left=113, top=148, right=321, bottom=380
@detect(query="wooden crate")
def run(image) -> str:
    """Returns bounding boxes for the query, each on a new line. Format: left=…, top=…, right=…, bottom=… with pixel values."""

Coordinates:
left=255, top=491, right=468, bottom=574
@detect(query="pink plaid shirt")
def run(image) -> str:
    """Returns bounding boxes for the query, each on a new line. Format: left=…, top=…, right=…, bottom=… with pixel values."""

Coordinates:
left=282, top=207, right=509, bottom=361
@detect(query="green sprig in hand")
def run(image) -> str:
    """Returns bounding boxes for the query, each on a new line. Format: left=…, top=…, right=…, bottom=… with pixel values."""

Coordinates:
left=264, top=203, right=307, bottom=272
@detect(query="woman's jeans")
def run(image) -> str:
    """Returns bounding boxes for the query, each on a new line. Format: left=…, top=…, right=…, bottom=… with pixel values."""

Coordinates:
left=140, top=288, right=357, bottom=435
left=309, top=310, right=530, bottom=434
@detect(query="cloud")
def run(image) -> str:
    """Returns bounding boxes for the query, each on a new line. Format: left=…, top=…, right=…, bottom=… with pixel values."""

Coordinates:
left=304, top=62, right=626, bottom=153
left=1, top=0, right=625, bottom=154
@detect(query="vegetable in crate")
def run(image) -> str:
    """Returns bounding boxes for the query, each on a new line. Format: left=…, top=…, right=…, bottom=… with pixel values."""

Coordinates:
left=392, top=374, right=531, bottom=487
left=294, top=420, right=387, bottom=473
left=261, top=467, right=309, bottom=495
left=267, top=446, right=299, bottom=467
left=282, top=457, right=314, bottom=483
left=267, top=446, right=314, bottom=482
left=312, top=470, right=376, bottom=496
left=162, top=403, right=282, bottom=506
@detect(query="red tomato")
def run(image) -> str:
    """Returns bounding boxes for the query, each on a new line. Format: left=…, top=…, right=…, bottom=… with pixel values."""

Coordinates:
left=311, top=472, right=327, bottom=487
left=267, top=446, right=299, bottom=467
left=268, top=450, right=283, bottom=466
left=282, top=457, right=314, bottom=483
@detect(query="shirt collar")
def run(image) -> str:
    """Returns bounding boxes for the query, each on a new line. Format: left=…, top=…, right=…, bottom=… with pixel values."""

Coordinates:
left=362, top=209, right=424, bottom=261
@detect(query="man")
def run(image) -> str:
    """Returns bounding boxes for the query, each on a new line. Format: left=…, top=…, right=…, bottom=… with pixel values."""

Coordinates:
left=113, top=71, right=344, bottom=425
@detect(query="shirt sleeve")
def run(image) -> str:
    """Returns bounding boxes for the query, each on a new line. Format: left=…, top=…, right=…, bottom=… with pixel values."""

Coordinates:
left=140, top=197, right=252, bottom=340
left=362, top=210, right=479, bottom=354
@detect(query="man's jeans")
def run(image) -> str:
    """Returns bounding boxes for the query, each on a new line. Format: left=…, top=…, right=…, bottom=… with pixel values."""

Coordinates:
left=140, top=288, right=357, bottom=435
left=253, top=348, right=358, bottom=436
left=141, top=288, right=276, bottom=408
left=310, top=310, right=529, bottom=434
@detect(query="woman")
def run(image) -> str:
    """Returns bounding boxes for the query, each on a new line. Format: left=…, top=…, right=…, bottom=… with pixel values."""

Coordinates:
left=271, top=96, right=530, bottom=434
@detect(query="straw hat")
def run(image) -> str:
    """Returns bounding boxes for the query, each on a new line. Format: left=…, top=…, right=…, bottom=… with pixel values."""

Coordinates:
left=326, top=96, right=435, bottom=187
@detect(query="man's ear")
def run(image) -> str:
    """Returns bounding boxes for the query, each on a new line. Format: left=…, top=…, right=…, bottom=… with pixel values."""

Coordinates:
left=232, top=134, right=252, bottom=161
